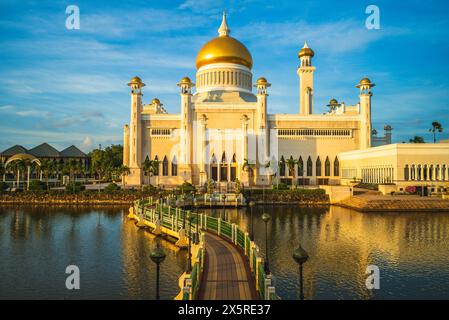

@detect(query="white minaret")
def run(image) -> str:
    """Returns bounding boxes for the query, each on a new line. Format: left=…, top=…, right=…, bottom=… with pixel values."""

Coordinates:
left=356, top=78, right=375, bottom=149
left=254, top=77, right=270, bottom=166
left=297, top=42, right=316, bottom=115
left=177, top=76, right=195, bottom=182
left=126, top=76, right=145, bottom=185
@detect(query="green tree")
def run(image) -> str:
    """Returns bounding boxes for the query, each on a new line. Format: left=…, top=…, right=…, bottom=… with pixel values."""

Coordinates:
left=429, top=121, right=443, bottom=143
left=118, top=164, right=131, bottom=187
left=409, top=136, right=425, bottom=143
left=39, top=159, right=52, bottom=190
left=142, top=157, right=159, bottom=185
left=0, top=161, right=5, bottom=182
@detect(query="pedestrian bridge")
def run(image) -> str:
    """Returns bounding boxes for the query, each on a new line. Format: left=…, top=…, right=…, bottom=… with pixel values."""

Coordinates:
left=128, top=198, right=278, bottom=300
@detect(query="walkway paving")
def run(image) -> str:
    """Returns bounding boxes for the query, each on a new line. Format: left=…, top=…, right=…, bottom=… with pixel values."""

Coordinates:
left=198, top=232, right=257, bottom=300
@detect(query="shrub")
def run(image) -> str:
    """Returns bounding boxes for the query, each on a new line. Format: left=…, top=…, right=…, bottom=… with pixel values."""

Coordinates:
left=65, top=182, right=86, bottom=194
left=273, top=183, right=289, bottom=190
left=28, top=180, right=47, bottom=192
left=180, top=182, right=196, bottom=194
left=142, top=184, right=158, bottom=194
left=104, top=182, right=121, bottom=193
left=0, top=181, right=9, bottom=194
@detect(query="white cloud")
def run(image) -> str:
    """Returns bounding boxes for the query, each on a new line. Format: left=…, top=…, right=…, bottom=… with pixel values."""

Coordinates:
left=81, top=136, right=94, bottom=150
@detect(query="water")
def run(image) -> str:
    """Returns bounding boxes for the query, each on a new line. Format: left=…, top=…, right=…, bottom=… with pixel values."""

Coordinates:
left=1, top=205, right=448, bottom=299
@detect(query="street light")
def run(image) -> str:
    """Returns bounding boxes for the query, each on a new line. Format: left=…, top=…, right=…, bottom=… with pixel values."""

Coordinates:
left=249, top=201, right=255, bottom=241
left=222, top=193, right=227, bottom=221
left=186, top=214, right=193, bottom=273
left=150, top=244, right=166, bottom=300
left=261, top=213, right=271, bottom=274
left=292, top=244, right=309, bottom=300
left=193, top=196, right=199, bottom=245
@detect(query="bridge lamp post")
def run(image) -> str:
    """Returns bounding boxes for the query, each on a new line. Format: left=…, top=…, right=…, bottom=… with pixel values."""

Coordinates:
left=181, top=194, right=187, bottom=229
left=186, top=214, right=193, bottom=273
left=249, top=201, right=255, bottom=241
left=150, top=245, right=166, bottom=300
left=261, top=213, right=271, bottom=274
left=222, top=193, right=227, bottom=221
left=193, top=196, right=199, bottom=245
left=292, top=245, right=309, bottom=300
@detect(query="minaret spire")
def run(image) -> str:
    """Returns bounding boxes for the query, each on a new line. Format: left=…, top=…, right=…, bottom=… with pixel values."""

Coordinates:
left=218, top=10, right=230, bottom=37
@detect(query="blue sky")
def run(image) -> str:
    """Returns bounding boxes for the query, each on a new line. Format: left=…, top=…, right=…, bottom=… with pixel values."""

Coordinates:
left=1, top=0, right=448, bottom=152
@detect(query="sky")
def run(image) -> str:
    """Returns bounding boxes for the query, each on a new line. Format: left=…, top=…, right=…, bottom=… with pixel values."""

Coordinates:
left=1, top=0, right=448, bottom=152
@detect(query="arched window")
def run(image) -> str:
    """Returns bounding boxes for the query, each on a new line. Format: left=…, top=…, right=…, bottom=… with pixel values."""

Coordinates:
left=210, top=154, right=218, bottom=181
left=220, top=152, right=228, bottom=182
left=411, top=165, right=415, bottom=180
left=404, top=165, right=409, bottom=181
left=154, top=156, right=159, bottom=176
left=443, top=165, right=447, bottom=181
left=171, top=156, right=178, bottom=176
left=279, top=156, right=286, bottom=177
left=334, top=157, right=340, bottom=176
left=417, top=165, right=422, bottom=181
left=162, top=156, right=169, bottom=176
left=298, top=157, right=304, bottom=176
left=230, top=154, right=237, bottom=182
left=316, top=156, right=322, bottom=177
left=325, top=156, right=331, bottom=177
left=436, top=165, right=440, bottom=180
left=423, top=165, right=428, bottom=180
left=429, top=165, right=434, bottom=180
left=307, top=156, right=313, bottom=176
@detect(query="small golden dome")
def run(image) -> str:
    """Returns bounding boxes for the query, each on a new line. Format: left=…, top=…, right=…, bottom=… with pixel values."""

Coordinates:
left=256, top=77, right=268, bottom=85
left=151, top=98, right=161, bottom=105
left=299, top=47, right=314, bottom=58
left=180, top=77, right=192, bottom=84
left=196, top=36, right=253, bottom=69
left=328, top=99, right=338, bottom=106
left=360, top=77, right=372, bottom=85
left=128, top=76, right=145, bottom=87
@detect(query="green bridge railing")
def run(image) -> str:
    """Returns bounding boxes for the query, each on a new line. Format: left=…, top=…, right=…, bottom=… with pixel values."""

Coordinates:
left=133, top=198, right=278, bottom=300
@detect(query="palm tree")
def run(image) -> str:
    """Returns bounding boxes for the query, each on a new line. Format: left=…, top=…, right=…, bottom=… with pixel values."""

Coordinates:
left=429, top=121, right=443, bottom=143
left=409, top=136, right=425, bottom=143
left=0, top=161, right=5, bottom=182
left=142, top=158, right=159, bottom=185
left=285, top=157, right=298, bottom=186
left=242, top=159, right=255, bottom=187
left=40, top=159, right=52, bottom=190
left=118, top=165, right=131, bottom=188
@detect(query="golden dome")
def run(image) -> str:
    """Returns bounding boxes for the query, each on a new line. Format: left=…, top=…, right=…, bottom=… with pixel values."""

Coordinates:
left=328, top=99, right=338, bottom=106
left=195, top=12, right=253, bottom=69
left=180, top=77, right=192, bottom=84
left=128, top=76, right=145, bottom=87
left=360, top=77, right=372, bottom=85
left=256, top=77, right=268, bottom=85
left=298, top=41, right=314, bottom=58
left=151, top=98, right=161, bottom=105
left=196, top=36, right=253, bottom=69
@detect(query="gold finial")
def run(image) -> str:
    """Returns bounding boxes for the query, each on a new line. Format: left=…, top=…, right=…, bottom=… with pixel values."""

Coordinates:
left=218, top=10, right=230, bottom=37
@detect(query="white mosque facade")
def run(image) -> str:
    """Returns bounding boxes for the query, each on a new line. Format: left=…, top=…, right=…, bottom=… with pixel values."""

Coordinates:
left=123, top=13, right=449, bottom=191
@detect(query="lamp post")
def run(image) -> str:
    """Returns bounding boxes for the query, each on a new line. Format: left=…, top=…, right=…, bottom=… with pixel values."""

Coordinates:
left=261, top=213, right=271, bottom=274
left=193, top=196, right=199, bottom=244
left=249, top=201, right=255, bottom=241
left=158, top=194, right=163, bottom=221
left=186, top=214, right=193, bottom=273
left=292, top=244, right=309, bottom=300
left=222, top=193, right=227, bottom=221
left=150, top=245, right=166, bottom=300
left=182, top=194, right=186, bottom=229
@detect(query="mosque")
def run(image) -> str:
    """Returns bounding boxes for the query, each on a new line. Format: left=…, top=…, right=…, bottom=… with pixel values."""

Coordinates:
left=123, top=13, right=449, bottom=192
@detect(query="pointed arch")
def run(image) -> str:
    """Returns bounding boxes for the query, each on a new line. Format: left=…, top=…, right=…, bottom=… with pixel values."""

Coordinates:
left=210, top=153, right=218, bottom=181
left=316, top=156, right=322, bottom=177
left=298, top=156, right=304, bottom=176
left=171, top=155, right=178, bottom=176
left=154, top=155, right=159, bottom=176
left=333, top=156, right=340, bottom=176
left=220, top=152, right=228, bottom=181
left=230, top=154, right=237, bottom=182
left=307, top=156, right=313, bottom=177
left=325, top=156, right=331, bottom=177
left=279, top=156, right=286, bottom=177
left=162, top=156, right=169, bottom=176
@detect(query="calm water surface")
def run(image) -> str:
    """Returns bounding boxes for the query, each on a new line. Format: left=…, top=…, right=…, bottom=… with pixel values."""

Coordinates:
left=1, top=205, right=448, bottom=299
